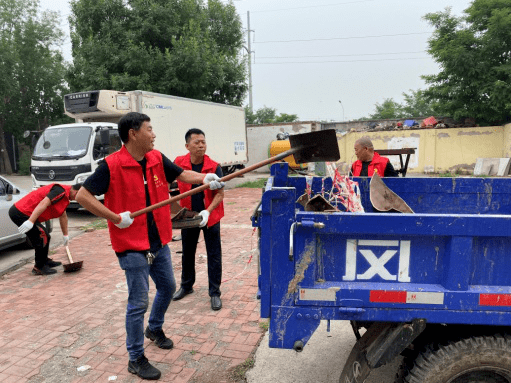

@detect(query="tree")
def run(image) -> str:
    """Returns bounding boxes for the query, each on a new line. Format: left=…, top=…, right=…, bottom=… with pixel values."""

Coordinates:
left=275, top=113, right=299, bottom=123
left=423, top=1, right=511, bottom=125
left=244, top=106, right=299, bottom=124
left=0, top=0, right=69, bottom=174
left=68, top=0, right=247, bottom=106
left=368, top=98, right=405, bottom=119
left=401, top=89, right=442, bottom=117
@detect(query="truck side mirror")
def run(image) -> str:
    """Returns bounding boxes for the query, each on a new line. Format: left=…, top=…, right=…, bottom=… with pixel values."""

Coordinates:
left=100, top=130, right=110, bottom=146
left=6, top=185, right=14, bottom=195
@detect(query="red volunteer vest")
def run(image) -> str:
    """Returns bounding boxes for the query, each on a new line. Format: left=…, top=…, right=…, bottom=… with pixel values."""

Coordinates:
left=105, top=146, right=172, bottom=253
left=15, top=183, right=71, bottom=222
left=352, top=152, right=389, bottom=177
left=174, top=153, right=224, bottom=228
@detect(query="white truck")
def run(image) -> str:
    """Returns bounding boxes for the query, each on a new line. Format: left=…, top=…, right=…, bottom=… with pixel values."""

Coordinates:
left=30, top=90, right=248, bottom=208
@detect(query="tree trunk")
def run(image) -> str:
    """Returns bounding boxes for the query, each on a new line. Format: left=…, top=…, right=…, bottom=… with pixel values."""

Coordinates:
left=0, top=120, right=13, bottom=174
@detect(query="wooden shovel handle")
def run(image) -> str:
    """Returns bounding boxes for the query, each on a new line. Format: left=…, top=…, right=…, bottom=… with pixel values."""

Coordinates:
left=129, top=147, right=301, bottom=219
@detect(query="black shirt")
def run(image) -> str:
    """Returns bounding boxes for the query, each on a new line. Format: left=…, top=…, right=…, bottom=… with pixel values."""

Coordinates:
left=189, top=163, right=223, bottom=213
left=83, top=152, right=183, bottom=255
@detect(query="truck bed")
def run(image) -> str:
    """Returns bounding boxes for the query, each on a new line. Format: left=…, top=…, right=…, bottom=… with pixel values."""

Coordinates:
left=253, top=163, right=511, bottom=349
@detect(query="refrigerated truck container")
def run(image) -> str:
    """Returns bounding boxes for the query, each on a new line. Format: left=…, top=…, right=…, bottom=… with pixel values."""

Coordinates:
left=30, top=90, right=247, bottom=207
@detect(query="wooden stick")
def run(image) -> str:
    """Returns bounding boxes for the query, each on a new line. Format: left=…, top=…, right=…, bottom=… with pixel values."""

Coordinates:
left=130, top=146, right=301, bottom=219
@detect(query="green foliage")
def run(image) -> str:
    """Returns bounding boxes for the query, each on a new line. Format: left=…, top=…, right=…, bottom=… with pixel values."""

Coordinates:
left=368, top=98, right=405, bottom=119
left=0, top=0, right=69, bottom=172
left=18, top=147, right=31, bottom=175
left=422, top=1, right=511, bottom=125
left=244, top=105, right=299, bottom=124
left=401, top=89, right=443, bottom=117
left=68, top=0, right=247, bottom=106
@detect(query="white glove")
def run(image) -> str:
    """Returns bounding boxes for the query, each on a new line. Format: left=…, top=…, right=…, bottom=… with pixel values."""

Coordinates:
left=198, top=210, right=210, bottom=227
left=203, top=173, right=225, bottom=190
left=63, top=236, right=69, bottom=246
left=18, top=220, right=34, bottom=234
left=115, top=211, right=134, bottom=229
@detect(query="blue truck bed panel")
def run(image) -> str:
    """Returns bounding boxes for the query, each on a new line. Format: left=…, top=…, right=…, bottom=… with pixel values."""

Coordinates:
left=254, top=163, right=511, bottom=349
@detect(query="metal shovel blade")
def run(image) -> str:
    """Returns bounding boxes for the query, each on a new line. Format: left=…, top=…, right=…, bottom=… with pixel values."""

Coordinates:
left=370, top=172, right=414, bottom=213
left=289, top=129, right=340, bottom=164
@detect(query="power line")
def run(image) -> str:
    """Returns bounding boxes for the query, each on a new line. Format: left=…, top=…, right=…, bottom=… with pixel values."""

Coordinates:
left=253, top=57, right=430, bottom=64
left=251, top=0, right=376, bottom=13
left=255, top=31, right=431, bottom=44
left=257, top=51, right=426, bottom=59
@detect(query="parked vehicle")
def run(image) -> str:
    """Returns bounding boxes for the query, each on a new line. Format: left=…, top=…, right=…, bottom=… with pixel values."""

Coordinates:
left=253, top=162, right=511, bottom=383
left=0, top=176, right=52, bottom=251
left=30, top=90, right=247, bottom=207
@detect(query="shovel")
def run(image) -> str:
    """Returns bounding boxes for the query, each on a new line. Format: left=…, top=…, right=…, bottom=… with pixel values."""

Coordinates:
left=63, top=245, right=83, bottom=272
left=130, top=129, right=341, bottom=219
left=370, top=172, right=414, bottom=213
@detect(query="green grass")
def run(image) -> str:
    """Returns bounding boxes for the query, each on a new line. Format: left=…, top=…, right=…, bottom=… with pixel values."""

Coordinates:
left=235, top=178, right=267, bottom=188
left=437, top=172, right=458, bottom=177
left=258, top=320, right=269, bottom=331
left=80, top=218, right=108, bottom=231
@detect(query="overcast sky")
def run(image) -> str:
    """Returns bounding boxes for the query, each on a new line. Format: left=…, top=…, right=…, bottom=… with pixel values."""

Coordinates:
left=39, top=0, right=474, bottom=121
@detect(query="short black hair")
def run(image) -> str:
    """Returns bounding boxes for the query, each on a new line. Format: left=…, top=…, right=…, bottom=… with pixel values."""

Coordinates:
left=71, top=183, right=82, bottom=191
left=185, top=128, right=205, bottom=143
left=118, top=112, right=151, bottom=143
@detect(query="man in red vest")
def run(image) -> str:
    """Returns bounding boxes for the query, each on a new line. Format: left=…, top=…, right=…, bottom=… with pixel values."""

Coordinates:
left=8, top=183, right=81, bottom=275
left=350, top=137, right=398, bottom=177
left=75, top=112, right=224, bottom=380
left=173, top=128, right=225, bottom=311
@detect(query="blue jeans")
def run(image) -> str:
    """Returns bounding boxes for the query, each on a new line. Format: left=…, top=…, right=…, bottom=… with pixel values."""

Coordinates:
left=117, top=245, right=176, bottom=361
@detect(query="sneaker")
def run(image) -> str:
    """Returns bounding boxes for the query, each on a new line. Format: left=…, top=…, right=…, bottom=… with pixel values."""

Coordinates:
left=145, top=326, right=174, bottom=349
left=46, top=258, right=62, bottom=268
left=128, top=354, right=161, bottom=380
left=32, top=265, right=57, bottom=275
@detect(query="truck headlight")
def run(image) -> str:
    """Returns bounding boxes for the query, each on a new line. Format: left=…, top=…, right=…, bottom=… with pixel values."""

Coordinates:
left=76, top=174, right=90, bottom=184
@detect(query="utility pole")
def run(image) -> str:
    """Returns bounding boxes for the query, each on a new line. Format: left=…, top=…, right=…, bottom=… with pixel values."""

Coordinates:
left=247, top=11, right=254, bottom=112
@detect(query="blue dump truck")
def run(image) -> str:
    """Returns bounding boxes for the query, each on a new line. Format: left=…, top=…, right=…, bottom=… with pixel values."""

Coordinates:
left=252, top=162, right=511, bottom=383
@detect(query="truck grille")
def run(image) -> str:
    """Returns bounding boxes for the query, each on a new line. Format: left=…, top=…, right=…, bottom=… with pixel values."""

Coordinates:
left=31, top=164, right=92, bottom=181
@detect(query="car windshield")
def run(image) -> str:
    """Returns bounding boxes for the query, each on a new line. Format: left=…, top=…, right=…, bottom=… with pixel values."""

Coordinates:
left=32, top=127, right=92, bottom=159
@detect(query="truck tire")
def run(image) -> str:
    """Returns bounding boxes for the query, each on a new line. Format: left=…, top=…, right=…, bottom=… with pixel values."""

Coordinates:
left=400, top=334, right=511, bottom=383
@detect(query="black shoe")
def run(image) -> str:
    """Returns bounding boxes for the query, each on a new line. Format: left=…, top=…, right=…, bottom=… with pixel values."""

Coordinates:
left=32, top=265, right=57, bottom=275
left=46, top=258, right=62, bottom=268
left=145, top=326, right=174, bottom=349
left=128, top=354, right=161, bottom=380
left=211, top=296, right=222, bottom=311
left=173, top=288, right=193, bottom=301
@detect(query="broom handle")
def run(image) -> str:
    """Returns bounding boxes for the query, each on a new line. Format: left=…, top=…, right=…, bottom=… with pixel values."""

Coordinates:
left=65, top=246, right=74, bottom=263
left=130, top=147, right=301, bottom=219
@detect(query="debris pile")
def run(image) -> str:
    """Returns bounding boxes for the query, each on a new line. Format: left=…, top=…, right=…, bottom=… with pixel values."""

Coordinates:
left=351, top=117, right=478, bottom=133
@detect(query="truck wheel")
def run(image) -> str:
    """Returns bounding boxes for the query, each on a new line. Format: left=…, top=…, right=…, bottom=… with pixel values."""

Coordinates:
left=401, top=335, right=511, bottom=383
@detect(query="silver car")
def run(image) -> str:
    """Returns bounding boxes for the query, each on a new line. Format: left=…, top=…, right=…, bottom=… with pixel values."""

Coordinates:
left=0, top=175, right=52, bottom=251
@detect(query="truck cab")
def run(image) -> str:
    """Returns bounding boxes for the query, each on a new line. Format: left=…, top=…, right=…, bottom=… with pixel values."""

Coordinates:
left=30, top=122, right=122, bottom=208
